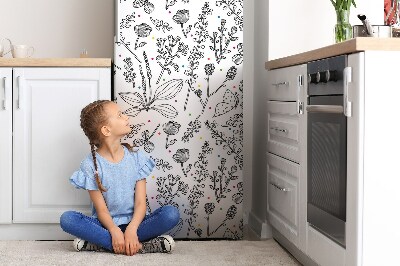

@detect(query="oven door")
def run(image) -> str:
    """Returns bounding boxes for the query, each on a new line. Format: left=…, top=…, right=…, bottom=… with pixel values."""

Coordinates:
left=306, top=95, right=347, bottom=248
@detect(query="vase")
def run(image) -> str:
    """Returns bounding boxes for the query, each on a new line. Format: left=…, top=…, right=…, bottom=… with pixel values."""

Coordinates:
left=335, top=9, right=352, bottom=43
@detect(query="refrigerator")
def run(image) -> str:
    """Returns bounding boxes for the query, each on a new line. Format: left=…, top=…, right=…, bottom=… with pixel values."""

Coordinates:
left=114, top=0, right=243, bottom=239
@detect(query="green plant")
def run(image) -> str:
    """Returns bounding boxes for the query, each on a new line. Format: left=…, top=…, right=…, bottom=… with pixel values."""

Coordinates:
left=331, top=0, right=357, bottom=42
left=330, top=0, right=357, bottom=10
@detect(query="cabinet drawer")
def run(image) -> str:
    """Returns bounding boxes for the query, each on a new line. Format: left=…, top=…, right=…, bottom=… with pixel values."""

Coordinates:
left=266, top=64, right=306, bottom=101
left=267, top=153, right=299, bottom=244
left=267, top=101, right=299, bottom=163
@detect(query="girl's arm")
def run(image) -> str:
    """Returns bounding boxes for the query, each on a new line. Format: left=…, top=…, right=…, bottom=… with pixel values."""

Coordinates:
left=89, top=190, right=125, bottom=254
left=124, top=179, right=147, bottom=255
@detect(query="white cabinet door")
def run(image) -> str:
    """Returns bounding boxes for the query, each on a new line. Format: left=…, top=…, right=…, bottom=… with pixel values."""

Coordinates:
left=0, top=68, right=12, bottom=224
left=13, top=67, right=111, bottom=223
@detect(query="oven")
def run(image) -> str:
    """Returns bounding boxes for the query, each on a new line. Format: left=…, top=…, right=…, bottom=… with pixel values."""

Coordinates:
left=306, top=55, right=347, bottom=248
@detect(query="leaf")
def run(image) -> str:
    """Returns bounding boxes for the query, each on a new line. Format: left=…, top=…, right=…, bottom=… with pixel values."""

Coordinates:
left=119, top=92, right=144, bottom=105
left=152, top=104, right=179, bottom=118
left=124, top=106, right=142, bottom=117
left=153, top=79, right=183, bottom=100
left=232, top=54, right=243, bottom=65
left=138, top=42, right=147, bottom=48
left=213, top=90, right=239, bottom=117
left=133, top=0, right=145, bottom=8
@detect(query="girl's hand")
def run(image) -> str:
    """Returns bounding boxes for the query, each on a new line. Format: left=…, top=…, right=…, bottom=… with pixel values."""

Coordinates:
left=110, top=227, right=125, bottom=254
left=124, top=226, right=141, bottom=256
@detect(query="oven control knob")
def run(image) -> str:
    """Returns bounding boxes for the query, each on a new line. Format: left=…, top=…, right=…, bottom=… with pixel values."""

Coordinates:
left=319, top=71, right=329, bottom=83
left=328, top=70, right=338, bottom=82
left=309, top=72, right=320, bottom=84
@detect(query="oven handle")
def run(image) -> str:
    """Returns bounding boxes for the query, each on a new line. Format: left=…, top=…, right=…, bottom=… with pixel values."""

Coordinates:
left=306, top=105, right=343, bottom=114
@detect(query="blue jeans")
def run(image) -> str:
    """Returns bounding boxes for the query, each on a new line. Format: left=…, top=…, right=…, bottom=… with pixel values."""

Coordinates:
left=60, top=205, right=180, bottom=252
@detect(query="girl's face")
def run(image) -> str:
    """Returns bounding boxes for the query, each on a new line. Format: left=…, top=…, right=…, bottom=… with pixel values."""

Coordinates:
left=102, top=102, right=131, bottom=138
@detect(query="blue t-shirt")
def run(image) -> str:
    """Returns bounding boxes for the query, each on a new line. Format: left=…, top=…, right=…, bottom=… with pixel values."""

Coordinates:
left=70, top=146, right=155, bottom=226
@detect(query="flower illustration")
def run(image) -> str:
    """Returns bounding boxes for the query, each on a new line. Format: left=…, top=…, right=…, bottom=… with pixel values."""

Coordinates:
left=163, top=121, right=181, bottom=148
left=173, top=9, right=189, bottom=24
left=134, top=23, right=152, bottom=49
left=173, top=148, right=191, bottom=177
left=173, top=10, right=191, bottom=38
left=226, top=205, right=237, bottom=220
left=204, top=63, right=215, bottom=76
left=204, top=203, right=215, bottom=215
left=226, top=66, right=237, bottom=81
left=133, top=0, right=155, bottom=14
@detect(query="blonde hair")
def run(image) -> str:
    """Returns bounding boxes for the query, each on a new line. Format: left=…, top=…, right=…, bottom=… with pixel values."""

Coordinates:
left=80, top=100, right=133, bottom=192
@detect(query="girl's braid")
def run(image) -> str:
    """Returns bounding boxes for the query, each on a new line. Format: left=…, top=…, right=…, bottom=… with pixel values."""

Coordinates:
left=80, top=100, right=111, bottom=192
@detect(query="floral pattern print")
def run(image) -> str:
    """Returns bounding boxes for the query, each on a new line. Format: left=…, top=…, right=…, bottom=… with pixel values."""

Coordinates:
left=115, top=0, right=243, bottom=239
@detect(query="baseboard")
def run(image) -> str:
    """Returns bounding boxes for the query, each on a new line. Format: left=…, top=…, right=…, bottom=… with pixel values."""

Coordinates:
left=272, top=228, right=318, bottom=266
left=248, top=211, right=272, bottom=239
left=0, top=224, right=73, bottom=240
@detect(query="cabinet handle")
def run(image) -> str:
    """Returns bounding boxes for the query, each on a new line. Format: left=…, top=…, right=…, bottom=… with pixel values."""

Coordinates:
left=272, top=81, right=289, bottom=87
left=17, top=76, right=23, bottom=109
left=2, top=77, right=6, bottom=110
left=270, top=127, right=288, bottom=134
left=269, top=181, right=290, bottom=192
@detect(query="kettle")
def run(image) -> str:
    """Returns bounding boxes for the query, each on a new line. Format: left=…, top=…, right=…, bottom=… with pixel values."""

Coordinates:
left=0, top=38, right=12, bottom=57
left=353, top=14, right=392, bottom=38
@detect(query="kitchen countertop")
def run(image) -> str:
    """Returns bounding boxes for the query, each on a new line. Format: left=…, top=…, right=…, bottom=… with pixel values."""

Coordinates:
left=265, top=37, right=400, bottom=70
left=0, top=58, right=111, bottom=67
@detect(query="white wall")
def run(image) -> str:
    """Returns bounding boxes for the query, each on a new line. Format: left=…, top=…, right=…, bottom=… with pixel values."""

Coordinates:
left=0, top=0, right=114, bottom=58
left=269, top=0, right=383, bottom=60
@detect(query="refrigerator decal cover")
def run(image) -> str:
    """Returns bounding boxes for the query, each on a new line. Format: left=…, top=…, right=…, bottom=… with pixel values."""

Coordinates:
left=114, top=0, right=243, bottom=239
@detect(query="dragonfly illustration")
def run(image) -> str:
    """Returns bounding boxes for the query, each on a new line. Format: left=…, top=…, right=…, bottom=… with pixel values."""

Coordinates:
left=119, top=79, right=183, bottom=119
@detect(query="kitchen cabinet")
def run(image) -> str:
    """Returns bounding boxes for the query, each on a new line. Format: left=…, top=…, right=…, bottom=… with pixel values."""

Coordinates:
left=265, top=64, right=307, bottom=252
left=0, top=64, right=110, bottom=239
left=266, top=38, right=400, bottom=266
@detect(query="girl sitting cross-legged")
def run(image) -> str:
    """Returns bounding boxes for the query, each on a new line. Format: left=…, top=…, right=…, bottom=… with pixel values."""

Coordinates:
left=60, top=100, right=180, bottom=256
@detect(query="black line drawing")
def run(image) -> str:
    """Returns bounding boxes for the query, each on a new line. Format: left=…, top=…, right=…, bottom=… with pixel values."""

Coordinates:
left=216, top=0, right=244, bottom=31
left=205, top=117, right=243, bottom=170
left=173, top=10, right=192, bottom=38
left=183, top=46, right=204, bottom=111
left=193, top=2, right=212, bottom=44
left=172, top=149, right=191, bottom=177
left=132, top=124, right=160, bottom=153
left=205, top=205, right=237, bottom=236
left=134, top=23, right=152, bottom=50
left=181, top=119, right=201, bottom=143
left=184, top=183, right=205, bottom=237
left=119, top=77, right=183, bottom=118
left=133, top=0, right=155, bottom=14
left=120, top=12, right=136, bottom=29
left=163, top=121, right=181, bottom=149
left=156, top=35, right=189, bottom=84
left=124, top=123, right=145, bottom=140
left=150, top=17, right=173, bottom=32
left=156, top=174, right=189, bottom=209
left=232, top=42, right=243, bottom=65
left=116, top=33, right=142, bottom=63
left=222, top=113, right=243, bottom=169
left=153, top=157, right=173, bottom=172
left=165, top=0, right=177, bottom=10
left=232, top=181, right=243, bottom=204
left=209, top=158, right=239, bottom=202
left=193, top=141, right=213, bottom=184
left=209, top=19, right=238, bottom=64
left=123, top=57, right=136, bottom=88
left=214, top=89, right=239, bottom=118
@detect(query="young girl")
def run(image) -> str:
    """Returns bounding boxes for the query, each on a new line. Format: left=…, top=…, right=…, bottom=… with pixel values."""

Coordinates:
left=60, top=100, right=180, bottom=256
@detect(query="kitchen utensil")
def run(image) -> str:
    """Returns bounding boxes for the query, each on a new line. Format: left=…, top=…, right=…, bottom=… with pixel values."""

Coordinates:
left=352, top=14, right=392, bottom=38
left=0, top=38, right=12, bottom=57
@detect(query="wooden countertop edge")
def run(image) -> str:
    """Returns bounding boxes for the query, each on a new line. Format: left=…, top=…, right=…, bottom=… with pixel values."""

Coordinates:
left=265, top=37, right=400, bottom=70
left=0, top=58, right=112, bottom=67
